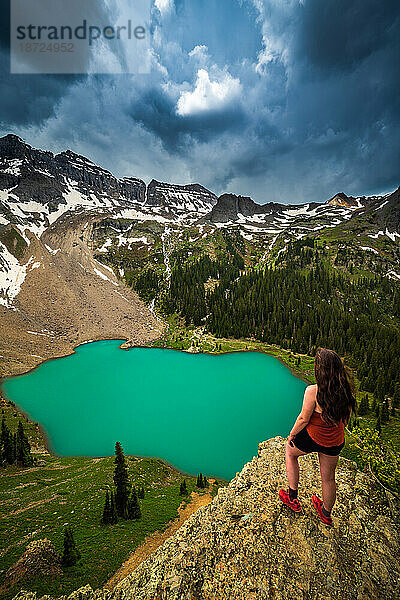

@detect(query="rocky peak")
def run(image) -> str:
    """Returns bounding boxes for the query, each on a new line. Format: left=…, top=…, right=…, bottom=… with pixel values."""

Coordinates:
left=208, top=193, right=262, bottom=223
left=327, top=192, right=360, bottom=208
left=13, top=437, right=400, bottom=600
left=184, top=183, right=214, bottom=194
left=146, top=179, right=217, bottom=213
left=0, top=134, right=30, bottom=154
left=0, top=135, right=146, bottom=221
left=206, top=193, right=293, bottom=224
left=0, top=134, right=52, bottom=167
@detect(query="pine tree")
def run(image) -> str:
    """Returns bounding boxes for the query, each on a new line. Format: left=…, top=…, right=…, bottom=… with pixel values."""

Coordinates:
left=179, top=480, right=188, bottom=495
left=113, top=442, right=130, bottom=517
left=203, top=475, right=208, bottom=488
left=198, top=473, right=206, bottom=488
left=381, top=401, right=390, bottom=423
left=101, top=491, right=111, bottom=525
left=375, top=402, right=380, bottom=419
left=126, top=486, right=141, bottom=520
left=1, top=417, right=14, bottom=465
left=1, top=416, right=8, bottom=463
left=15, top=421, right=33, bottom=466
left=358, top=395, right=369, bottom=416
left=13, top=432, right=17, bottom=462
left=376, top=414, right=382, bottom=435
left=61, top=526, right=81, bottom=567
left=197, top=473, right=205, bottom=488
left=375, top=372, right=385, bottom=403
left=110, top=491, right=118, bottom=524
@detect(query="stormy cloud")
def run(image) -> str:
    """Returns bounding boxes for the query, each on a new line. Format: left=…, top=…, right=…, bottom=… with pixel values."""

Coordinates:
left=0, top=0, right=398, bottom=203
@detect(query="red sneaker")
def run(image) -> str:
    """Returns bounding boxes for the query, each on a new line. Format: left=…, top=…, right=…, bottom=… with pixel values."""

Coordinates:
left=312, top=495, right=333, bottom=526
left=279, top=489, right=302, bottom=512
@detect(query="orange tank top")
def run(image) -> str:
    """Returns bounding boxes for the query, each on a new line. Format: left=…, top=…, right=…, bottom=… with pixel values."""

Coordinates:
left=306, top=411, right=345, bottom=447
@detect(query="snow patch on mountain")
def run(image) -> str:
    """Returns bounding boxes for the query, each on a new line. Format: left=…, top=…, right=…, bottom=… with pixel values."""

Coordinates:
left=387, top=270, right=400, bottom=280
left=0, top=247, right=37, bottom=308
left=44, top=244, right=61, bottom=255
left=385, top=228, right=400, bottom=242
left=93, top=267, right=118, bottom=285
left=360, top=246, right=379, bottom=254
left=1, top=158, right=23, bottom=176
left=0, top=135, right=398, bottom=310
left=368, top=229, right=400, bottom=241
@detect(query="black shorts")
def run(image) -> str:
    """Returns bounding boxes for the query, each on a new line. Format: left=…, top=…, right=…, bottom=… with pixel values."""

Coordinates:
left=292, top=426, right=344, bottom=457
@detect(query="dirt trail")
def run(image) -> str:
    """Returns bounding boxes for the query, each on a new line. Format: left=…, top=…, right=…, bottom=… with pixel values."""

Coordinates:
left=105, top=482, right=215, bottom=590
left=3, top=495, right=58, bottom=518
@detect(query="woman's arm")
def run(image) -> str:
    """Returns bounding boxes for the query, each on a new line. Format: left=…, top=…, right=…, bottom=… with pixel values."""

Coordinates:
left=288, top=386, right=316, bottom=444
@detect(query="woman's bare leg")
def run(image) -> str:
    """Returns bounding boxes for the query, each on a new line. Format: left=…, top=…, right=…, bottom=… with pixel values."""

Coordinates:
left=318, top=453, right=339, bottom=512
left=285, top=441, right=308, bottom=491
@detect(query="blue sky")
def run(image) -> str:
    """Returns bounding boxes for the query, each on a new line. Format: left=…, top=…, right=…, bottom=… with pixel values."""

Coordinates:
left=0, top=0, right=399, bottom=204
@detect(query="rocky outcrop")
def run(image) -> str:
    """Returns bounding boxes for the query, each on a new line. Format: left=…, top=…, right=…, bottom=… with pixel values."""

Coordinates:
left=3, top=539, right=62, bottom=592
left=330, top=186, right=400, bottom=240
left=207, top=193, right=262, bottom=222
left=207, top=193, right=291, bottom=223
left=13, top=437, right=400, bottom=600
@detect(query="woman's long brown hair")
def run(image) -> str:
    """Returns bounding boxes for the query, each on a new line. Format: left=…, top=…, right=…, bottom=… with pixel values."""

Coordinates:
left=314, top=347, right=356, bottom=425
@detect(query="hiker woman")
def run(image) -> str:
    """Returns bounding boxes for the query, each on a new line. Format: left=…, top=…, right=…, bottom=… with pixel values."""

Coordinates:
left=279, top=347, right=356, bottom=525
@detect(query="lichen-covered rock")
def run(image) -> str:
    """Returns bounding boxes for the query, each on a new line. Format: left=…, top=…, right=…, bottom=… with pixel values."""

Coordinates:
left=13, top=437, right=400, bottom=600
left=5, top=539, right=62, bottom=590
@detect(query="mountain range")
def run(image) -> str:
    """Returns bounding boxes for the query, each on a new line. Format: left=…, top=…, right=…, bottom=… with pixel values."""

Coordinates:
left=1, top=134, right=399, bottom=243
left=0, top=133, right=399, bottom=377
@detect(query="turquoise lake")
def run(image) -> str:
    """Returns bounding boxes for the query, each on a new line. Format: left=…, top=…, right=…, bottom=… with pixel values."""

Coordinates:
left=2, top=341, right=306, bottom=480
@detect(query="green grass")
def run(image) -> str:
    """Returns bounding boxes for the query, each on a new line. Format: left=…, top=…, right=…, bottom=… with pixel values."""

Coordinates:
left=345, top=412, right=400, bottom=452
left=0, top=228, right=28, bottom=261
left=0, top=402, right=226, bottom=600
left=150, top=312, right=316, bottom=384
left=342, top=411, right=400, bottom=497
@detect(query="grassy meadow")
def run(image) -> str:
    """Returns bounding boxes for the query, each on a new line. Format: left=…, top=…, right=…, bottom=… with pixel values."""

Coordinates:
left=0, top=400, right=224, bottom=600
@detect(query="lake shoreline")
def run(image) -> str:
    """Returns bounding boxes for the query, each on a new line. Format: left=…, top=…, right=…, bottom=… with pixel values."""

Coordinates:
left=1, top=335, right=312, bottom=385
left=0, top=333, right=311, bottom=464
left=139, top=343, right=313, bottom=385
